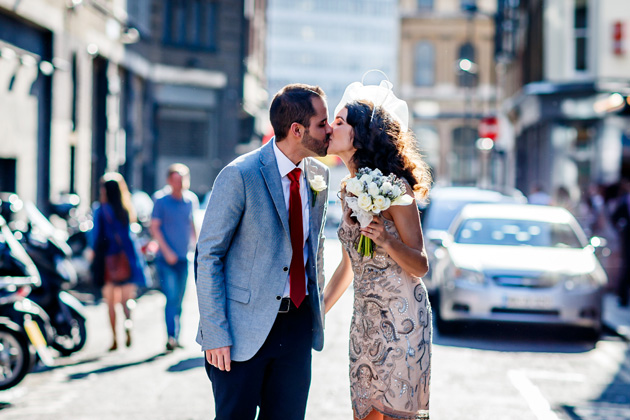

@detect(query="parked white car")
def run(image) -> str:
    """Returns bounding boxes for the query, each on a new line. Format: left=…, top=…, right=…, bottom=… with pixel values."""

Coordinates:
left=420, top=186, right=526, bottom=295
left=433, top=203, right=607, bottom=339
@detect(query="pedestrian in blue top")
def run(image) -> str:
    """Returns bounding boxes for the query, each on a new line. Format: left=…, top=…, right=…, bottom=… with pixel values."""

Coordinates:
left=151, top=164, right=198, bottom=351
left=91, top=172, right=148, bottom=351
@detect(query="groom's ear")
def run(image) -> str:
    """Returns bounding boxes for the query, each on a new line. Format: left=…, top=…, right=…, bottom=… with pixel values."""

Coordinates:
left=289, top=122, right=304, bottom=139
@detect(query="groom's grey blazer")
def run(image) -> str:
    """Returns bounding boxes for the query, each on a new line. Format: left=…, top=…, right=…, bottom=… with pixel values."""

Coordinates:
left=195, top=140, right=329, bottom=361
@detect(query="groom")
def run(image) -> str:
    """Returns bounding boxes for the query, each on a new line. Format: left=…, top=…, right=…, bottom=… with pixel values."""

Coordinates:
left=195, top=83, right=331, bottom=420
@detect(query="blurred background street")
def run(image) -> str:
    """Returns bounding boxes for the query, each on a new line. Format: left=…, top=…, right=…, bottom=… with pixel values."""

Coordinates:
left=2, top=0, right=630, bottom=418
left=0, top=239, right=627, bottom=419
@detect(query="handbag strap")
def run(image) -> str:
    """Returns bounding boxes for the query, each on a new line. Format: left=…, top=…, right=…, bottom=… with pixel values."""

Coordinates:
left=101, top=206, right=126, bottom=249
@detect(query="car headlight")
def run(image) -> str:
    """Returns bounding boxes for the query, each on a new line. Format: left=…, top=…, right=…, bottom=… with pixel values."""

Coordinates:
left=564, top=274, right=598, bottom=290
left=453, top=267, right=485, bottom=285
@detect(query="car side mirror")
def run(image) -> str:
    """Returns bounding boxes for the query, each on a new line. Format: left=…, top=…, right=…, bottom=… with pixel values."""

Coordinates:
left=429, top=236, right=444, bottom=248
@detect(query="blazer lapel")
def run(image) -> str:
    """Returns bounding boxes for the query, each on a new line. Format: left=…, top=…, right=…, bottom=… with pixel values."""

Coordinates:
left=260, top=141, right=290, bottom=237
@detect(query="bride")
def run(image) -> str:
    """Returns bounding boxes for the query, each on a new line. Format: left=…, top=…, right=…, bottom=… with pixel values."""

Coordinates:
left=324, top=77, right=433, bottom=420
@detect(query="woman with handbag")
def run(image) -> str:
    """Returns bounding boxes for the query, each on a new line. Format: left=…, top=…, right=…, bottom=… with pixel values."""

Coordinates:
left=91, top=172, right=148, bottom=351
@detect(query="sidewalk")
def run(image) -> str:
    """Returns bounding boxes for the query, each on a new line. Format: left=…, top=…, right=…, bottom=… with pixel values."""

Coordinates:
left=603, top=293, right=630, bottom=341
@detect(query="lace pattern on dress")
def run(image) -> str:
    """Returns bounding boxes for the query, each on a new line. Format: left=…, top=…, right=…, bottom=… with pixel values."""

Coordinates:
left=339, top=186, right=432, bottom=420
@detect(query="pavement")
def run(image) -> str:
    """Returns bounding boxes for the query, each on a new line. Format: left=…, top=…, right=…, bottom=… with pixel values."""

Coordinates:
left=603, top=292, right=630, bottom=341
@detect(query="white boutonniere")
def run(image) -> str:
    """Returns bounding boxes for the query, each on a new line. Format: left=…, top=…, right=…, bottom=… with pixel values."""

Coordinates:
left=309, top=175, right=327, bottom=206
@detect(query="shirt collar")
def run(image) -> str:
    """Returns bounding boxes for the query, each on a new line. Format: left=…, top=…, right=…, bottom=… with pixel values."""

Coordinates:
left=273, top=139, right=305, bottom=178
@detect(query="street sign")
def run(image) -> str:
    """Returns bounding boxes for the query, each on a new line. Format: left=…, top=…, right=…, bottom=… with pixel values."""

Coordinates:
left=478, top=116, right=499, bottom=141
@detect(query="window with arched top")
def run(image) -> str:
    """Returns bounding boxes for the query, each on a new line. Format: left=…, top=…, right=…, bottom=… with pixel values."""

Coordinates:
left=457, top=42, right=478, bottom=87
left=414, top=41, right=435, bottom=87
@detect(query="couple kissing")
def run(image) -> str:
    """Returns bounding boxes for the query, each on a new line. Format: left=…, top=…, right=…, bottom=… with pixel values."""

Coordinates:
left=195, top=74, right=432, bottom=420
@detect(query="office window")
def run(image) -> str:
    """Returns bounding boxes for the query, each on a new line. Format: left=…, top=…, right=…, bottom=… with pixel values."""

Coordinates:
left=574, top=0, right=588, bottom=71
left=157, top=107, right=213, bottom=157
left=127, top=0, right=151, bottom=34
left=164, top=0, right=217, bottom=49
left=414, top=41, right=435, bottom=86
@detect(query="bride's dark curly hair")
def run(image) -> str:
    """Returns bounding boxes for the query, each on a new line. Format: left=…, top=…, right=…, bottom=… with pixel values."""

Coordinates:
left=345, top=100, right=432, bottom=200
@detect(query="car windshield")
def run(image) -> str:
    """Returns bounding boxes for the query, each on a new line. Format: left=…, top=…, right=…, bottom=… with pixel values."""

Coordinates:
left=454, top=218, right=584, bottom=248
left=424, top=199, right=490, bottom=231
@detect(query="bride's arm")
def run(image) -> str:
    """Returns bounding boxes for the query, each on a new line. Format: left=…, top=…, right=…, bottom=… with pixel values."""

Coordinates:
left=362, top=192, right=429, bottom=278
left=323, top=247, right=353, bottom=313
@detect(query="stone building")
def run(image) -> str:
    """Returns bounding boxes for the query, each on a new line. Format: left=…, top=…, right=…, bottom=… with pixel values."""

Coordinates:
left=123, top=0, right=267, bottom=196
left=399, top=0, right=499, bottom=187
left=0, top=0, right=266, bottom=211
left=497, top=0, right=630, bottom=202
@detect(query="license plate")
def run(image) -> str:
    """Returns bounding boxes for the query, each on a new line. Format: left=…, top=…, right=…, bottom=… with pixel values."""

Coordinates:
left=505, top=295, right=553, bottom=309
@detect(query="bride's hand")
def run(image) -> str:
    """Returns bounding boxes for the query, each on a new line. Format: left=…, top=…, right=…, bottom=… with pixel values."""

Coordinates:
left=360, top=216, right=392, bottom=247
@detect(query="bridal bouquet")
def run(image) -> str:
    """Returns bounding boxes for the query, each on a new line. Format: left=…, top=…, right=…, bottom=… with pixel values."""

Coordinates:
left=345, top=168, right=414, bottom=257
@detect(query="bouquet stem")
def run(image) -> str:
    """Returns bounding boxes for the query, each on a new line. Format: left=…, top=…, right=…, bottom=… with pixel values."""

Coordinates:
left=356, top=234, right=375, bottom=258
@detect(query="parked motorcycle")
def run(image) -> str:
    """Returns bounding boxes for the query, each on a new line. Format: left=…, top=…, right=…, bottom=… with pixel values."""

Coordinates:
left=1, top=195, right=88, bottom=356
left=0, top=215, right=54, bottom=390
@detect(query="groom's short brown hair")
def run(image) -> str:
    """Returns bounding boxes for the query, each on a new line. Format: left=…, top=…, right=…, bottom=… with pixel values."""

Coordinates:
left=270, top=84, right=325, bottom=141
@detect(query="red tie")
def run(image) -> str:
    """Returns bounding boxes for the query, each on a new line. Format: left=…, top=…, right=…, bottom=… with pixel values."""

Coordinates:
left=287, top=168, right=305, bottom=308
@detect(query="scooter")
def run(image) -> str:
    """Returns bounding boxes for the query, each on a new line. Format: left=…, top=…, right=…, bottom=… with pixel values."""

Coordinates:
left=1, top=195, right=88, bottom=356
left=0, top=215, right=54, bottom=390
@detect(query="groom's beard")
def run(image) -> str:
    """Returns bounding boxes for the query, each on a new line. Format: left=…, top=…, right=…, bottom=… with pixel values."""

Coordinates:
left=302, top=130, right=329, bottom=157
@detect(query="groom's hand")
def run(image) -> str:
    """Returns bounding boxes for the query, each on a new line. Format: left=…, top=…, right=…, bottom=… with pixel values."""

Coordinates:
left=205, top=347, right=232, bottom=371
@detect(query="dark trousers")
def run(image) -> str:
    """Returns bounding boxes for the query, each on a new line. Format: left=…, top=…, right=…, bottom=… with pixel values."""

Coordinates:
left=205, top=300, right=313, bottom=420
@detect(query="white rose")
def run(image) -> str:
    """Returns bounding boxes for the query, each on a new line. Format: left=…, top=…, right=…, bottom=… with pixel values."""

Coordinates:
left=309, top=175, right=327, bottom=192
left=391, top=185, right=402, bottom=197
left=359, top=174, right=373, bottom=184
left=392, top=194, right=414, bottom=206
left=346, top=178, right=364, bottom=196
left=357, top=193, right=373, bottom=212
left=380, top=181, right=392, bottom=195
left=368, top=182, right=380, bottom=198
left=373, top=195, right=391, bottom=212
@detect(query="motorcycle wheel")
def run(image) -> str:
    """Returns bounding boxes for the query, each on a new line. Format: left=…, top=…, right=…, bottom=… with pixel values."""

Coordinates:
left=50, top=306, right=87, bottom=356
left=0, top=326, right=32, bottom=390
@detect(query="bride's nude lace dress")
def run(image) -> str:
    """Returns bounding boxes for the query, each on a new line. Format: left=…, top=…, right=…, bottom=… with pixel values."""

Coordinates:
left=338, top=188, right=431, bottom=420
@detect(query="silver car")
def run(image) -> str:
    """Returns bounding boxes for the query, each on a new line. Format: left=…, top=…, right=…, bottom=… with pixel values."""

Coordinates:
left=420, top=186, right=526, bottom=295
left=433, top=203, right=607, bottom=338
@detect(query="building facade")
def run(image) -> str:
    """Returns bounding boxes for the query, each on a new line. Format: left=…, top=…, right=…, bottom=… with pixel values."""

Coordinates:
left=399, top=0, right=499, bottom=187
left=0, top=0, right=266, bottom=211
left=266, top=0, right=399, bottom=127
left=123, top=0, right=267, bottom=196
left=498, top=0, right=630, bottom=203
left=0, top=0, right=129, bottom=211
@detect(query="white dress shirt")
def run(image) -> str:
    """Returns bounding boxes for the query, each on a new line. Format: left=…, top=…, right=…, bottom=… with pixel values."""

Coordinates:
left=273, top=140, right=310, bottom=298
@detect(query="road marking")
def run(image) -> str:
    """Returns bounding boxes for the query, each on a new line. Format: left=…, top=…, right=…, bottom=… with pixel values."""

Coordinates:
left=523, top=370, right=585, bottom=382
left=508, top=370, right=560, bottom=420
